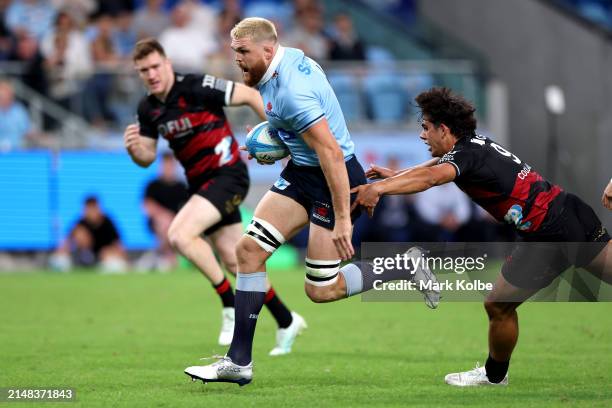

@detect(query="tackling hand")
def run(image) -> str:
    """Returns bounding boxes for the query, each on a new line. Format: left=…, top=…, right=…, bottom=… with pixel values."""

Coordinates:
left=351, top=183, right=382, bottom=218
left=365, top=164, right=397, bottom=180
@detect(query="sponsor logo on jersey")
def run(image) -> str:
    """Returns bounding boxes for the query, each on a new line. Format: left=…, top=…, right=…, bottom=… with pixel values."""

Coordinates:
left=157, top=117, right=193, bottom=138
left=273, top=177, right=290, bottom=190
left=517, top=163, right=532, bottom=180
left=312, top=201, right=331, bottom=223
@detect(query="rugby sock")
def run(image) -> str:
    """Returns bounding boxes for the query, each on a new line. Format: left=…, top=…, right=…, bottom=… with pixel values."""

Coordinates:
left=227, top=272, right=267, bottom=366
left=339, top=261, right=406, bottom=297
left=485, top=354, right=509, bottom=383
left=264, top=287, right=293, bottom=329
left=213, top=277, right=235, bottom=308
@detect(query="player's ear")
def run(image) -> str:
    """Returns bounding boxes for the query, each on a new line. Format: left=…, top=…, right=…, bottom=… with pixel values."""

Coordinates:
left=440, top=123, right=451, bottom=135
left=262, top=43, right=275, bottom=61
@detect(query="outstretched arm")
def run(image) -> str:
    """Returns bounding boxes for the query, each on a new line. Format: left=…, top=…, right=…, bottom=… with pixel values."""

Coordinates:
left=351, top=163, right=457, bottom=216
left=230, top=83, right=266, bottom=120
left=365, top=157, right=440, bottom=179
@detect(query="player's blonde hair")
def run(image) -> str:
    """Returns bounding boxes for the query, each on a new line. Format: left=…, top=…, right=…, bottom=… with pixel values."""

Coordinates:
left=230, top=17, right=278, bottom=43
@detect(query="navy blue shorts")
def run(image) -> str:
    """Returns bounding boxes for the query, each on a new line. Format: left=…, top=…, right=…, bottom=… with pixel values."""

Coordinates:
left=270, top=156, right=367, bottom=230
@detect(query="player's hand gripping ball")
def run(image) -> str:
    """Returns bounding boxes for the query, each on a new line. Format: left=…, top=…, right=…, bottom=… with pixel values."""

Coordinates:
left=245, top=121, right=289, bottom=164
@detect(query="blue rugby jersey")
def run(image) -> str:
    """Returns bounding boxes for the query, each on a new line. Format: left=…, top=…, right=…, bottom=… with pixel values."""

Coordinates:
left=257, top=46, right=355, bottom=166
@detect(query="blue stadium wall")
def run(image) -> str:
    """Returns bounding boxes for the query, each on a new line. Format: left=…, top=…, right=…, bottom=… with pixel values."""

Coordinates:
left=0, top=132, right=431, bottom=250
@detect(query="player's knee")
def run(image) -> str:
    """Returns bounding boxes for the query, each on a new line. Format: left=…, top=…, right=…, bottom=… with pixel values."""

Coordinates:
left=484, top=301, right=514, bottom=320
left=167, top=226, right=188, bottom=252
left=238, top=217, right=285, bottom=265
left=217, top=245, right=238, bottom=275
left=304, top=284, right=338, bottom=303
left=236, top=236, right=267, bottom=266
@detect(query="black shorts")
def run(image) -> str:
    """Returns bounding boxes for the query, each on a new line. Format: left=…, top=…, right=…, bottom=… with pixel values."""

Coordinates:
left=502, top=193, right=610, bottom=289
left=190, top=160, right=250, bottom=235
left=270, top=156, right=367, bottom=230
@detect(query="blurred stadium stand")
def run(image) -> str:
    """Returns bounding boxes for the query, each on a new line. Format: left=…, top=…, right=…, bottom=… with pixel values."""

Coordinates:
left=4, top=0, right=609, bottom=262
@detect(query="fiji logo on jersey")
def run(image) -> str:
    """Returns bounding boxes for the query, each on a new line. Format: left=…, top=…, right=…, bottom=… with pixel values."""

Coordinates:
left=158, top=117, right=193, bottom=139
left=504, top=204, right=532, bottom=231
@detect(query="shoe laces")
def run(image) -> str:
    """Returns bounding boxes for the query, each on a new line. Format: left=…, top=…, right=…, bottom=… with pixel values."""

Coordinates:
left=200, top=355, right=228, bottom=367
left=466, top=362, right=486, bottom=378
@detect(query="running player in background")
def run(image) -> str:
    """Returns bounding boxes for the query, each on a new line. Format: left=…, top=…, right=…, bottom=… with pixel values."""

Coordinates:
left=124, top=38, right=304, bottom=354
left=353, top=87, right=611, bottom=387
left=184, top=17, right=437, bottom=386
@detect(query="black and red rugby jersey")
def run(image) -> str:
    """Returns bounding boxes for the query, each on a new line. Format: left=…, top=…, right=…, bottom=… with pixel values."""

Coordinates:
left=137, top=73, right=241, bottom=188
left=438, top=134, right=564, bottom=233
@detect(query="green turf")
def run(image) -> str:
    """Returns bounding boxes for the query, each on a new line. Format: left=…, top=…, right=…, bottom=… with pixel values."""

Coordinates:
left=1, top=269, right=611, bottom=407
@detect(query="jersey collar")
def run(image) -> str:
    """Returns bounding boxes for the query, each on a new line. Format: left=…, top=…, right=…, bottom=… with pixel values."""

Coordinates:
left=257, top=45, right=285, bottom=88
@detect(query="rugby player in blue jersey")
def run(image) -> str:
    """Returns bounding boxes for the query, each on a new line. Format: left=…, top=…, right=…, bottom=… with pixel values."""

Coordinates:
left=184, top=17, right=437, bottom=386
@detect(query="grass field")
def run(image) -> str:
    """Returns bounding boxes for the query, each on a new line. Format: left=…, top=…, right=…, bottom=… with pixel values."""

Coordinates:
left=1, top=268, right=611, bottom=407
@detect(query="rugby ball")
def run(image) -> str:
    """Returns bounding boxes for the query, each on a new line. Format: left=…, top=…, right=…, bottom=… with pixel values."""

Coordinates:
left=245, top=121, right=289, bottom=163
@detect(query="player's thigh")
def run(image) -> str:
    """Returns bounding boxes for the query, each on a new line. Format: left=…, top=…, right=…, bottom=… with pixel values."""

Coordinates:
left=306, top=222, right=349, bottom=260
left=586, top=240, right=612, bottom=283
left=486, top=272, right=540, bottom=309
left=169, top=195, right=222, bottom=239
left=238, top=191, right=309, bottom=264
left=252, top=191, right=309, bottom=239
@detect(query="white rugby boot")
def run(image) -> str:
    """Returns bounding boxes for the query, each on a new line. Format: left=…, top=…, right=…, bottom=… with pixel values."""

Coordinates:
left=185, top=356, right=252, bottom=386
left=218, top=307, right=234, bottom=346
left=445, top=363, right=508, bottom=387
left=405, top=246, right=440, bottom=309
left=269, top=312, right=307, bottom=356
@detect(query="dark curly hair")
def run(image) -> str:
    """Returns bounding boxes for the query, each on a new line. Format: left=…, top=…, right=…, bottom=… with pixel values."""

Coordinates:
left=415, top=87, right=477, bottom=139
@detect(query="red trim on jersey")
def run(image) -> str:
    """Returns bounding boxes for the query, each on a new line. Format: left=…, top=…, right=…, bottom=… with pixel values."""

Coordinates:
left=506, top=170, right=562, bottom=232
left=522, top=184, right=562, bottom=231
left=509, top=170, right=542, bottom=201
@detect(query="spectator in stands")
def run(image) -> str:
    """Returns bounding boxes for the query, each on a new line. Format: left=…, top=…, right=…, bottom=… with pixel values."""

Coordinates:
left=50, top=195, right=128, bottom=272
left=159, top=2, right=217, bottom=72
left=133, top=0, right=169, bottom=40
left=412, top=182, right=473, bottom=241
left=50, top=0, right=97, bottom=27
left=328, top=13, right=366, bottom=61
left=285, top=5, right=328, bottom=61
left=205, top=8, right=243, bottom=81
left=0, top=0, right=14, bottom=60
left=41, top=9, right=92, bottom=114
left=83, top=12, right=119, bottom=126
left=9, top=33, right=48, bottom=96
left=5, top=0, right=57, bottom=40
left=139, top=152, right=190, bottom=270
left=0, top=79, right=34, bottom=150
left=113, top=11, right=137, bottom=59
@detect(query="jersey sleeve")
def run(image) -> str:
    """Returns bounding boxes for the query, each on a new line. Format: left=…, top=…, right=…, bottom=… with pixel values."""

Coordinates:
left=137, top=100, right=158, bottom=139
left=191, top=74, right=235, bottom=107
left=438, top=148, right=475, bottom=178
left=281, top=84, right=325, bottom=134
